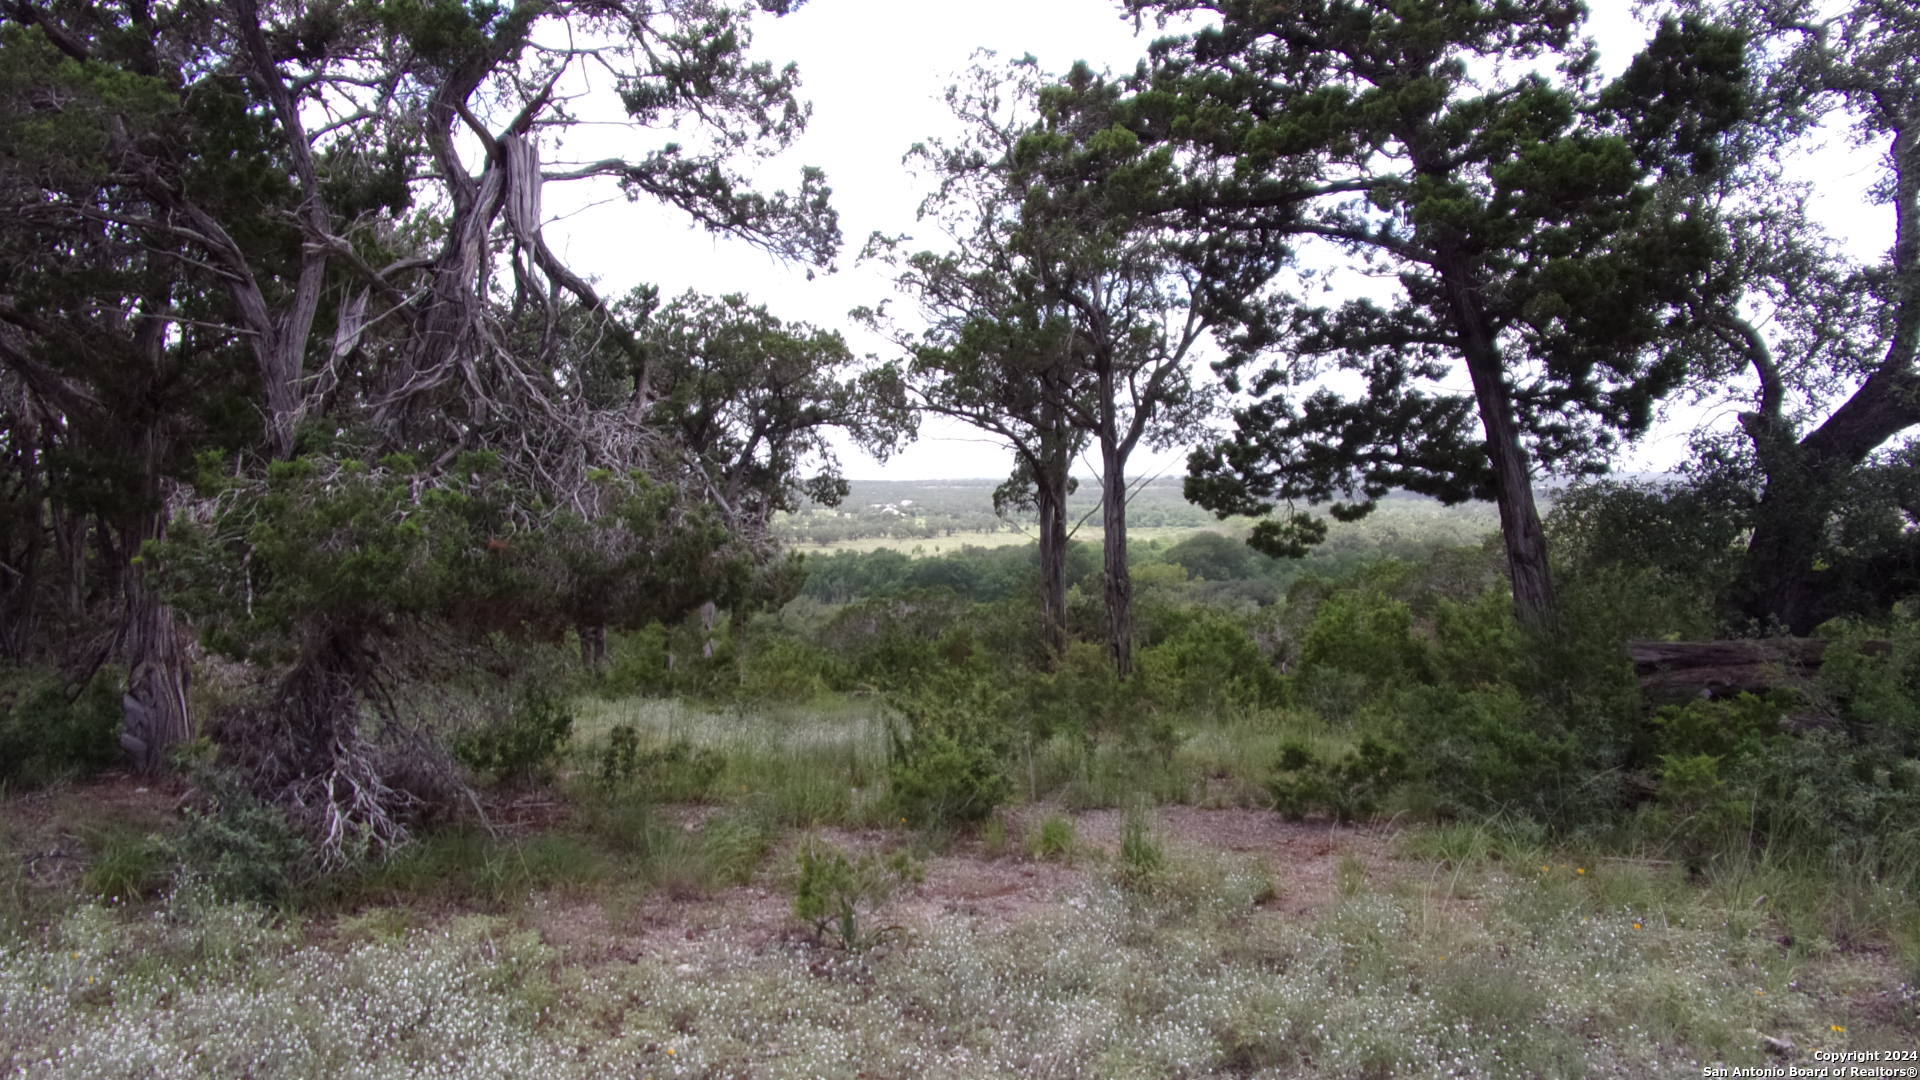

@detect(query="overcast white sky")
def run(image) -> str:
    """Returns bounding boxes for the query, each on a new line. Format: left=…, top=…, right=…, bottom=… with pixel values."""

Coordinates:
left=539, top=1, right=1885, bottom=484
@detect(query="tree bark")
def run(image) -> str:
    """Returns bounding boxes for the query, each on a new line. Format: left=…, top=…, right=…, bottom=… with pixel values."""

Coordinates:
left=1035, top=447, right=1072, bottom=667
left=117, top=508, right=191, bottom=772
left=1445, top=258, right=1557, bottom=631
left=1099, top=440, right=1134, bottom=680
left=577, top=622, right=608, bottom=673
left=0, top=418, right=45, bottom=661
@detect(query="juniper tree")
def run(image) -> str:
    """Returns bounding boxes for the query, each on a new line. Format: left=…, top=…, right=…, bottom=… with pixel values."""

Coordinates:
left=875, top=57, right=1281, bottom=675
left=0, top=0, right=843, bottom=848
left=1665, top=0, right=1920, bottom=632
left=862, top=78, right=1093, bottom=666
left=1129, top=0, right=1747, bottom=630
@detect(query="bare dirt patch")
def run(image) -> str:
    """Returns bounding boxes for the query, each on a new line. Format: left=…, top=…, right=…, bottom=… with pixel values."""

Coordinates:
left=3, top=773, right=187, bottom=890
left=526, top=803, right=1402, bottom=965
left=1007, top=803, right=1402, bottom=916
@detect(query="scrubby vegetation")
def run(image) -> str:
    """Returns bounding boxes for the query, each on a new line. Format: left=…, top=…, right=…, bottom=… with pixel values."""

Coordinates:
left=9, top=494, right=1920, bottom=1074
left=6, top=0, right=1920, bottom=1073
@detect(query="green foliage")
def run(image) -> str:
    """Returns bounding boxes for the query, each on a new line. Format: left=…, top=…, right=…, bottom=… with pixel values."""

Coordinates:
left=169, top=792, right=307, bottom=906
left=884, top=672, right=1014, bottom=828
left=167, top=742, right=309, bottom=905
left=817, top=590, right=984, bottom=689
left=455, top=686, right=574, bottom=785
left=1265, top=736, right=1410, bottom=823
left=598, top=723, right=640, bottom=786
left=1429, top=590, right=1525, bottom=689
left=597, top=730, right=725, bottom=802
left=82, top=828, right=171, bottom=903
left=1030, top=814, right=1077, bottom=862
left=0, top=665, right=123, bottom=788
left=790, top=837, right=922, bottom=951
left=1549, top=480, right=1746, bottom=620
left=1135, top=608, right=1283, bottom=712
left=734, top=631, right=841, bottom=703
left=1299, top=589, right=1429, bottom=686
left=1118, top=804, right=1165, bottom=882
left=1166, top=3, right=1744, bottom=599
left=1633, top=637, right=1920, bottom=883
left=1651, top=693, right=1790, bottom=763
left=1400, top=684, right=1585, bottom=823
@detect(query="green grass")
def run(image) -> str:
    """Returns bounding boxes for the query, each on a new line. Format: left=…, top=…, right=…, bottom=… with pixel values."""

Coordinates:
left=1030, top=814, right=1077, bottom=862
left=574, top=696, right=893, bottom=827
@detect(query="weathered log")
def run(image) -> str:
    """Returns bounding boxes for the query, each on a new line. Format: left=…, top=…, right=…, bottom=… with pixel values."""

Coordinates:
left=1629, top=638, right=1890, bottom=704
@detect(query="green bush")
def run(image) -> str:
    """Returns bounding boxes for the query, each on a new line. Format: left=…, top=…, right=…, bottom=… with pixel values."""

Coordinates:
left=455, top=685, right=573, bottom=785
left=1299, top=588, right=1430, bottom=687
left=1136, top=610, right=1283, bottom=713
left=790, top=837, right=922, bottom=951
left=167, top=744, right=308, bottom=904
left=1642, top=669, right=1920, bottom=881
left=1118, top=804, right=1165, bottom=882
left=1399, top=685, right=1586, bottom=823
left=1651, top=693, right=1790, bottom=763
left=599, top=624, right=673, bottom=697
left=169, top=793, right=307, bottom=905
left=885, top=674, right=1013, bottom=828
left=0, top=665, right=123, bottom=788
left=735, top=632, right=841, bottom=703
left=598, top=724, right=640, bottom=786
left=1429, top=590, right=1523, bottom=689
left=1030, top=814, right=1077, bottom=862
left=597, top=732, right=725, bottom=802
left=1265, top=736, right=1410, bottom=823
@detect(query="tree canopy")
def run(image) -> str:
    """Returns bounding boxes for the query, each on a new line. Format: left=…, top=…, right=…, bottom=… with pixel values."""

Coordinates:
left=1130, top=0, right=1747, bottom=628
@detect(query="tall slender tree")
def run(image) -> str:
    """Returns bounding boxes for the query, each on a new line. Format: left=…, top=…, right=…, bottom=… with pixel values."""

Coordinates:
left=878, top=57, right=1279, bottom=676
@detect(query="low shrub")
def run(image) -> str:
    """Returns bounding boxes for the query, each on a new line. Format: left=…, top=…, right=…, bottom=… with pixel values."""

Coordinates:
left=735, top=632, right=842, bottom=703
left=1030, top=814, right=1077, bottom=862
left=455, top=685, right=573, bottom=785
left=82, top=828, right=171, bottom=902
left=1266, top=735, right=1410, bottom=823
left=885, top=674, right=1012, bottom=828
left=0, top=664, right=123, bottom=788
left=166, top=741, right=309, bottom=905
left=1136, top=610, right=1284, bottom=713
left=790, top=837, right=922, bottom=951
left=1118, top=804, right=1165, bottom=881
left=1399, top=684, right=1588, bottom=823
left=597, top=728, right=725, bottom=801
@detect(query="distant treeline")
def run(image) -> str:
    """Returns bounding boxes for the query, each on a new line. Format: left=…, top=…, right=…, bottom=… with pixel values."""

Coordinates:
left=776, top=477, right=1224, bottom=546
left=795, top=494, right=1501, bottom=605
